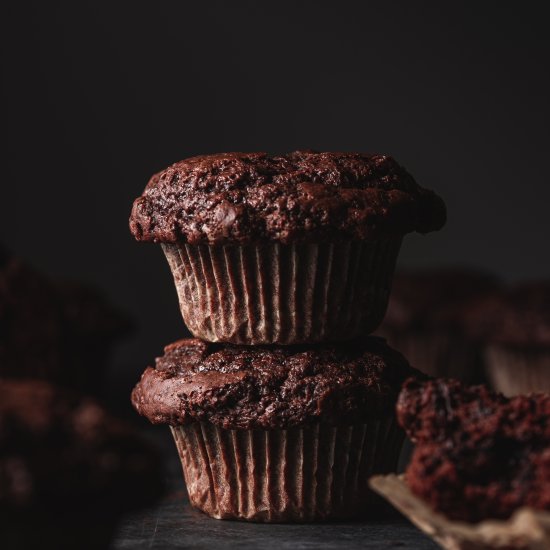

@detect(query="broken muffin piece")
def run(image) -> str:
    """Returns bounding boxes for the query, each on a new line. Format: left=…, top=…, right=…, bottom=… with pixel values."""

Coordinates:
left=396, top=378, right=550, bottom=522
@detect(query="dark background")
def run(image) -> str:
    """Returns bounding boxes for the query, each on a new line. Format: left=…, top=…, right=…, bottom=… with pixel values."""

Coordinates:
left=3, top=1, right=550, bottom=387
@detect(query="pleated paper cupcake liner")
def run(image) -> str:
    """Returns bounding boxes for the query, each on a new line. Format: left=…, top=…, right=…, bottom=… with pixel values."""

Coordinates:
left=485, top=346, right=550, bottom=396
left=162, top=239, right=401, bottom=345
left=379, top=329, right=482, bottom=382
left=370, top=474, right=550, bottom=550
left=170, top=419, right=404, bottom=523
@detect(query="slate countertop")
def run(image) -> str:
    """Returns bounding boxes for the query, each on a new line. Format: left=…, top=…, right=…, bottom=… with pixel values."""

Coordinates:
left=113, top=487, right=437, bottom=550
left=111, top=430, right=437, bottom=550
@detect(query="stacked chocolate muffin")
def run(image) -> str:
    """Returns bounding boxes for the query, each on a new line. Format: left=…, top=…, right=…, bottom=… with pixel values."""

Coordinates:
left=129, top=151, right=446, bottom=522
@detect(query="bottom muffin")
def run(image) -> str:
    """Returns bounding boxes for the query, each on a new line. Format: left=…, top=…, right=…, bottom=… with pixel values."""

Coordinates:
left=131, top=337, right=419, bottom=522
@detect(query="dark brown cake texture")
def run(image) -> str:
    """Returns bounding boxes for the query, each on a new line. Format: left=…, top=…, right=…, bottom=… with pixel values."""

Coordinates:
left=132, top=337, right=420, bottom=522
left=130, top=151, right=446, bottom=245
left=397, top=377, right=550, bottom=523
left=377, top=268, right=500, bottom=381
left=0, top=379, right=163, bottom=549
left=0, top=247, right=132, bottom=393
left=129, top=151, right=446, bottom=345
left=132, top=337, right=417, bottom=428
left=464, top=281, right=550, bottom=395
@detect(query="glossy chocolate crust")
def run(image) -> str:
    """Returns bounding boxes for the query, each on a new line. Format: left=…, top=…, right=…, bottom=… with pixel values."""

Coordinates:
left=0, top=380, right=163, bottom=516
left=463, top=281, right=550, bottom=348
left=381, top=268, right=500, bottom=331
left=130, top=151, right=446, bottom=245
left=397, top=378, right=550, bottom=522
left=132, top=337, right=420, bottom=430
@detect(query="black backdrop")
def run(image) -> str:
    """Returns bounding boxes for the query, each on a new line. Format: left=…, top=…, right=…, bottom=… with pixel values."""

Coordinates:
left=3, top=1, right=550, bottom=385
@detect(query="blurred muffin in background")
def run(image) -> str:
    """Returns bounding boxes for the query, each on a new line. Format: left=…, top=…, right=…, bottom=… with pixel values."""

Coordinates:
left=0, top=379, right=164, bottom=550
left=377, top=267, right=499, bottom=381
left=465, top=281, right=550, bottom=395
left=0, top=245, right=132, bottom=395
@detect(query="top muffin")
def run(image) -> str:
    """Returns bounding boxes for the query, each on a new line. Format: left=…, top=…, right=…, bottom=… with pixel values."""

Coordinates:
left=130, top=151, right=446, bottom=245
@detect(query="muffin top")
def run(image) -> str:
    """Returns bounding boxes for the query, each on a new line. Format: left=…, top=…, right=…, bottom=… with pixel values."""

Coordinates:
left=130, top=151, right=446, bottom=245
left=381, top=268, right=499, bottom=332
left=131, top=337, right=419, bottom=430
left=397, top=378, right=550, bottom=522
left=0, top=248, right=132, bottom=387
left=0, top=380, right=163, bottom=517
left=463, top=281, right=550, bottom=348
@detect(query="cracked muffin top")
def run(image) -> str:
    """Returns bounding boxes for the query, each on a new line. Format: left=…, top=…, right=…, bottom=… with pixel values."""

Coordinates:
left=131, top=337, right=420, bottom=430
left=130, top=151, right=446, bottom=245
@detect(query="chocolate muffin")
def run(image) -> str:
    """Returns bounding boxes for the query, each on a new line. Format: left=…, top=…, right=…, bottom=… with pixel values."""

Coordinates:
left=0, top=379, right=163, bottom=549
left=377, top=268, right=500, bottom=381
left=0, top=248, right=132, bottom=393
left=129, top=151, right=446, bottom=344
left=465, top=281, right=550, bottom=395
left=397, top=378, right=550, bottom=523
left=131, top=337, right=420, bottom=522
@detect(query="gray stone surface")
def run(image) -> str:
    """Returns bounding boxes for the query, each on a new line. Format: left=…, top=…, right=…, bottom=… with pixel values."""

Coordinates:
left=111, top=427, right=436, bottom=549
left=113, top=480, right=437, bottom=550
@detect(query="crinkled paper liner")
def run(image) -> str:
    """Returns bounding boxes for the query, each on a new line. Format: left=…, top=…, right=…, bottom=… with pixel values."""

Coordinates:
left=485, top=346, right=550, bottom=396
left=369, top=474, right=550, bottom=550
left=162, top=239, right=401, bottom=344
left=378, top=329, right=481, bottom=382
left=170, top=420, right=404, bottom=522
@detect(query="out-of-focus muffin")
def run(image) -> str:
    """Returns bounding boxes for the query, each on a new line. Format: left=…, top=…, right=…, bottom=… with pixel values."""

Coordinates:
left=0, top=379, right=164, bottom=549
left=131, top=337, right=421, bottom=522
left=0, top=246, right=132, bottom=394
left=377, top=268, right=499, bottom=381
left=130, top=151, right=446, bottom=345
left=465, top=281, right=550, bottom=395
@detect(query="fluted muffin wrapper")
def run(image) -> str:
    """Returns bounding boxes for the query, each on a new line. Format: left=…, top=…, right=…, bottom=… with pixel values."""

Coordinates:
left=162, top=240, right=401, bottom=345
left=485, top=345, right=550, bottom=396
left=378, top=329, right=481, bottom=382
left=370, top=474, right=550, bottom=550
left=170, top=419, right=404, bottom=523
